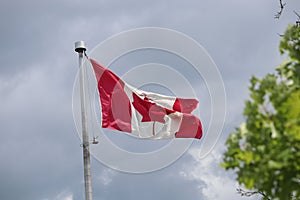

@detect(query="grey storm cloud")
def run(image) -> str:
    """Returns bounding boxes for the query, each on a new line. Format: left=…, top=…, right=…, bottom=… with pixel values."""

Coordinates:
left=0, top=0, right=299, bottom=199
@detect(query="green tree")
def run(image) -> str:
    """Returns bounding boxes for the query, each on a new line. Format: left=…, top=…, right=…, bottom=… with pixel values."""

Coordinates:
left=221, top=24, right=300, bottom=200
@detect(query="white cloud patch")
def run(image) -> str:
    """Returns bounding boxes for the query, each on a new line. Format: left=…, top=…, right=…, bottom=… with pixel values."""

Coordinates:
left=180, top=147, right=260, bottom=200
left=55, top=191, right=73, bottom=200
left=41, top=189, right=73, bottom=200
left=97, top=168, right=117, bottom=186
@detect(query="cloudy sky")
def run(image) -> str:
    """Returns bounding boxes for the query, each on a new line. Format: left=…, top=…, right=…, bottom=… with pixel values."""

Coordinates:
left=0, top=0, right=299, bottom=199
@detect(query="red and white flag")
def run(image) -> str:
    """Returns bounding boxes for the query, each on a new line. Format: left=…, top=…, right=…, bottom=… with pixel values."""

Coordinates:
left=90, top=59, right=203, bottom=139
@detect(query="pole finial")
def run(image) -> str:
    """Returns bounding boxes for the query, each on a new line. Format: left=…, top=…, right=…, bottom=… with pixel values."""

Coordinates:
left=75, top=41, right=87, bottom=53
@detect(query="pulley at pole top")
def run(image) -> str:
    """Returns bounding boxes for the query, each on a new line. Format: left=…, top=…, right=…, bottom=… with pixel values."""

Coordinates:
left=75, top=41, right=87, bottom=53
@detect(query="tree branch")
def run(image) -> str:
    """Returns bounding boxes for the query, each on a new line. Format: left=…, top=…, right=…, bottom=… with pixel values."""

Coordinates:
left=275, top=0, right=286, bottom=19
left=236, top=187, right=271, bottom=200
left=294, top=10, right=300, bottom=27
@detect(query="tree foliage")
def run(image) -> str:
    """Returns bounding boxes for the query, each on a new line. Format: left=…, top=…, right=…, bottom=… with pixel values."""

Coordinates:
left=221, top=24, right=300, bottom=200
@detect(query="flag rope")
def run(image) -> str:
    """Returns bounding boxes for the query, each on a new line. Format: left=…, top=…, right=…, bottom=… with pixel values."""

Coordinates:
left=84, top=53, right=99, bottom=143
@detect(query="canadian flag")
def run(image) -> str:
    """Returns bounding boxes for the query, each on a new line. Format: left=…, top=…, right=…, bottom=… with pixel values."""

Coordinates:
left=90, top=59, right=202, bottom=139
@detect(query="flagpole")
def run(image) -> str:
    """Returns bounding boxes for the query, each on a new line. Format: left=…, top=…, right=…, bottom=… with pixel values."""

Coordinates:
left=75, top=41, right=93, bottom=200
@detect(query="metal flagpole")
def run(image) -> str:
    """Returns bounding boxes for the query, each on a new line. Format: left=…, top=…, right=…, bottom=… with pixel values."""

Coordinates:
left=75, top=41, right=93, bottom=200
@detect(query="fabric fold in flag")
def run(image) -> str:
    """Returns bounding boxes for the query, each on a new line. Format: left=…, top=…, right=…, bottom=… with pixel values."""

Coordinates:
left=90, top=58, right=203, bottom=139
